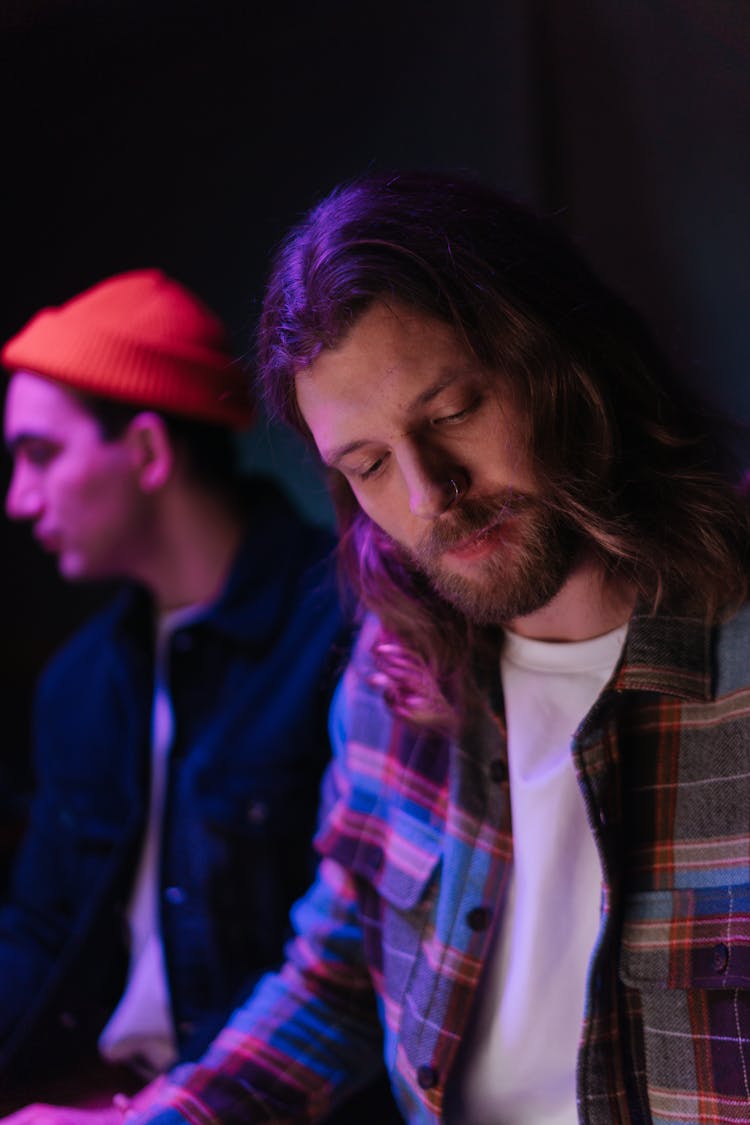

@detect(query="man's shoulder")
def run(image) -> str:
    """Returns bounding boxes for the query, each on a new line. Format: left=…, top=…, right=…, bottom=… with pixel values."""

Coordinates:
left=36, top=593, right=133, bottom=697
left=714, top=602, right=750, bottom=698
left=333, top=615, right=427, bottom=759
left=717, top=600, right=750, bottom=637
left=223, top=482, right=344, bottom=645
left=338, top=615, right=383, bottom=692
left=233, top=477, right=336, bottom=578
left=319, top=614, right=451, bottom=874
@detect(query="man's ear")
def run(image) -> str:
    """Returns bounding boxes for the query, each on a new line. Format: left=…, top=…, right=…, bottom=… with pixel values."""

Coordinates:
left=124, top=412, right=175, bottom=492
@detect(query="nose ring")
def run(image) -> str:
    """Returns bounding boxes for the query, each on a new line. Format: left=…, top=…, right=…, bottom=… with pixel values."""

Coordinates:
left=447, top=478, right=461, bottom=505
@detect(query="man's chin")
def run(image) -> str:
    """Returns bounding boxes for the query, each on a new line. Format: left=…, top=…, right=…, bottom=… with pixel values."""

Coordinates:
left=402, top=502, right=580, bottom=626
left=57, top=554, right=91, bottom=582
left=426, top=547, right=576, bottom=627
left=429, top=576, right=537, bottom=627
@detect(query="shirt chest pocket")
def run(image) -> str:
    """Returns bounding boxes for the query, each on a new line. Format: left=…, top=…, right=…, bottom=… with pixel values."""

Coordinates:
left=324, top=804, right=443, bottom=1002
left=619, top=886, right=750, bottom=1107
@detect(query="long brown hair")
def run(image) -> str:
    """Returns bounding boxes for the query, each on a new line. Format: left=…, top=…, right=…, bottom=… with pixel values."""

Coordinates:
left=257, top=171, right=750, bottom=730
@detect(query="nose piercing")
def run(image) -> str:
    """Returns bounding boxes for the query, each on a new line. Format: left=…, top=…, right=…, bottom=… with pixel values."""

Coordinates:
left=447, top=478, right=461, bottom=505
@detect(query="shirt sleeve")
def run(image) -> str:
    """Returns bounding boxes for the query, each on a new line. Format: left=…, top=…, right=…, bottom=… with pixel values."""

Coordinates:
left=132, top=852, right=384, bottom=1124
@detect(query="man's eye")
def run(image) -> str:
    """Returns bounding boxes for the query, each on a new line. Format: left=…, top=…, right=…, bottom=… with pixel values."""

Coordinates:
left=432, top=396, right=481, bottom=427
left=357, top=455, right=387, bottom=481
left=434, top=409, right=469, bottom=425
left=23, top=442, right=56, bottom=467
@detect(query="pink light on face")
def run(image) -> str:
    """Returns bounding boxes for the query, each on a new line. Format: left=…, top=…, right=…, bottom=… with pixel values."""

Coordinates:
left=4, top=371, right=150, bottom=583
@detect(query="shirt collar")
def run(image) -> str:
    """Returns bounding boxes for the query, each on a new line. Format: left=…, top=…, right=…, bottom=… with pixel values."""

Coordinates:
left=613, top=608, right=713, bottom=701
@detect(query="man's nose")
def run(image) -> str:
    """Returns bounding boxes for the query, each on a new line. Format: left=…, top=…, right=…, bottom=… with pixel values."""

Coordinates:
left=5, top=466, right=42, bottom=521
left=401, top=445, right=462, bottom=521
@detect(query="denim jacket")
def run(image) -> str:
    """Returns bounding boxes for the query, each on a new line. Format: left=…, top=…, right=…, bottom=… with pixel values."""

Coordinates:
left=0, top=481, right=348, bottom=1084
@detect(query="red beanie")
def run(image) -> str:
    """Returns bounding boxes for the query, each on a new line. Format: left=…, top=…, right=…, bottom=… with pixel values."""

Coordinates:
left=1, top=269, right=254, bottom=430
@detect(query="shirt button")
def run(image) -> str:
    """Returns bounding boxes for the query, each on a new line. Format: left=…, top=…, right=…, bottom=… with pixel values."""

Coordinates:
left=246, top=799, right=269, bottom=825
left=712, top=942, right=729, bottom=973
left=416, top=1064, right=438, bottom=1090
left=466, top=905, right=492, bottom=931
left=489, top=758, right=508, bottom=783
left=164, top=885, right=187, bottom=905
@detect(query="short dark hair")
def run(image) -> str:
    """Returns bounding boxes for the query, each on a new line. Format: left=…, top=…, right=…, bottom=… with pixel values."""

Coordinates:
left=257, top=169, right=750, bottom=730
left=76, top=390, right=241, bottom=496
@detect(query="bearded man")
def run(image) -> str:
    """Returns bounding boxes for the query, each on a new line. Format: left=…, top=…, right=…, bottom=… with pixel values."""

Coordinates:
left=10, top=176, right=750, bottom=1125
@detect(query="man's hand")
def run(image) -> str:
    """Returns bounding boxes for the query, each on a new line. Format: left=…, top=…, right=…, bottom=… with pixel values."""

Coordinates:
left=0, top=1076, right=168, bottom=1124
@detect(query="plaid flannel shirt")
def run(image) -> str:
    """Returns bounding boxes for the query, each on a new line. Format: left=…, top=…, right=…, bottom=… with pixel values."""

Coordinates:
left=137, top=605, right=750, bottom=1125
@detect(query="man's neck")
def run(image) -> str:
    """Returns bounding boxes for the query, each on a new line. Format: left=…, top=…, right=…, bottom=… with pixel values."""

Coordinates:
left=507, top=556, right=636, bottom=643
left=137, top=487, right=245, bottom=614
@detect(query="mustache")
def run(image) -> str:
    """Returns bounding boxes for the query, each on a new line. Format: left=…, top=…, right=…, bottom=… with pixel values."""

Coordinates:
left=415, top=490, right=535, bottom=560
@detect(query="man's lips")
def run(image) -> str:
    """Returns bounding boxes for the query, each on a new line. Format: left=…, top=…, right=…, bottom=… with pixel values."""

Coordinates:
left=442, top=515, right=513, bottom=562
left=415, top=492, right=530, bottom=567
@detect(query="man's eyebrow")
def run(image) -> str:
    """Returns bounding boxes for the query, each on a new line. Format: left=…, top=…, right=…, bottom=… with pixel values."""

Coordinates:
left=324, top=438, right=370, bottom=469
left=409, top=371, right=467, bottom=410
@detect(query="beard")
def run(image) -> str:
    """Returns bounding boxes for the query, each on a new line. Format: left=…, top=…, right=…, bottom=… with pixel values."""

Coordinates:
left=403, top=491, right=580, bottom=627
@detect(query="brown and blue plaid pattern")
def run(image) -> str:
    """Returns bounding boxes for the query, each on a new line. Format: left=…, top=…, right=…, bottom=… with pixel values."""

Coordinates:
left=137, top=606, right=750, bottom=1124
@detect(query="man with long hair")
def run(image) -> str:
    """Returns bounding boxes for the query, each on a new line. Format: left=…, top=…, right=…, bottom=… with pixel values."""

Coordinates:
left=14, top=177, right=750, bottom=1124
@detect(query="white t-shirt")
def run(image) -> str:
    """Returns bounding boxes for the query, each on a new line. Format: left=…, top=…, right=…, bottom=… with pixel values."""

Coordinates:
left=99, top=604, right=204, bottom=1077
left=449, top=624, right=627, bottom=1125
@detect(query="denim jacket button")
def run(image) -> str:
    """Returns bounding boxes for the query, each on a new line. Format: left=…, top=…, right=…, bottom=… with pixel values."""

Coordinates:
left=246, top=800, right=269, bottom=825
left=417, top=1064, right=439, bottom=1090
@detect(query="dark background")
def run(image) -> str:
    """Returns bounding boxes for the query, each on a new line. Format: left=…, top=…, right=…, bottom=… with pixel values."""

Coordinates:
left=1, top=0, right=748, bottom=835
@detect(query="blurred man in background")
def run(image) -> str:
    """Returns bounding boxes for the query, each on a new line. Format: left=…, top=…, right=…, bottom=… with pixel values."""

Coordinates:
left=0, top=270, right=348, bottom=1111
